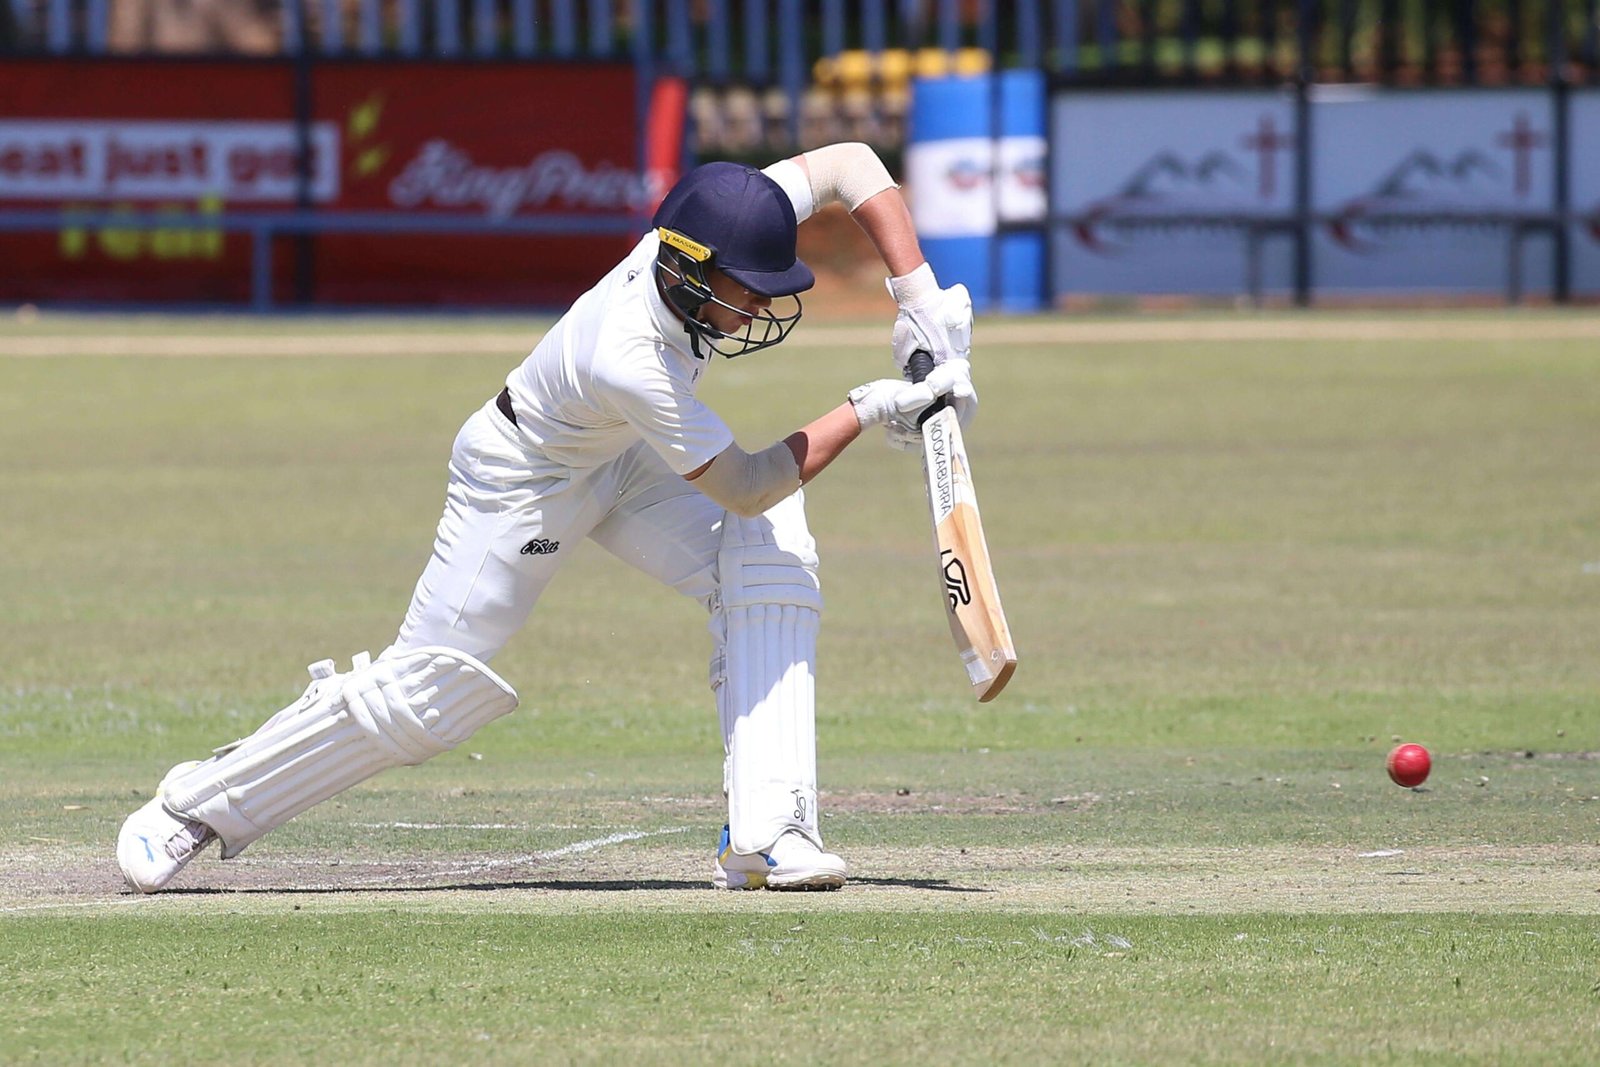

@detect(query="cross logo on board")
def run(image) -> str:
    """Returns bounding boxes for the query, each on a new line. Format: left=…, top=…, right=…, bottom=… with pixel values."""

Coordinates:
left=1494, top=112, right=1547, bottom=197
left=1240, top=115, right=1294, bottom=199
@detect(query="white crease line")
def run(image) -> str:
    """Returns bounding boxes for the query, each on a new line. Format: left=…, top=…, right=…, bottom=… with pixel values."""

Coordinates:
left=355, top=822, right=526, bottom=830
left=325, top=825, right=694, bottom=887
left=0, top=826, right=694, bottom=909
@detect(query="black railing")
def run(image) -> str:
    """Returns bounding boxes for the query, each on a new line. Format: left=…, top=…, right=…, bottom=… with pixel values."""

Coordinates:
left=4, top=3, right=1594, bottom=153
left=6, top=3, right=1594, bottom=84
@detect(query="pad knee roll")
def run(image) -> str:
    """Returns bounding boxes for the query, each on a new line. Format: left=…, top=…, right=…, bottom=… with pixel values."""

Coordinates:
left=163, top=647, right=517, bottom=858
left=710, top=494, right=825, bottom=855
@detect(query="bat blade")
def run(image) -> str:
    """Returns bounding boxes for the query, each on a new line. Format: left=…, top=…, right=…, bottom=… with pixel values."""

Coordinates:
left=920, top=404, right=1017, bottom=702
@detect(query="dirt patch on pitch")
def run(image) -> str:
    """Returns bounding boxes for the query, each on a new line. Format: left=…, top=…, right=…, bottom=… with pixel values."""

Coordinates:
left=825, top=789, right=1082, bottom=816
left=6, top=837, right=1599, bottom=918
left=0, top=787, right=1070, bottom=910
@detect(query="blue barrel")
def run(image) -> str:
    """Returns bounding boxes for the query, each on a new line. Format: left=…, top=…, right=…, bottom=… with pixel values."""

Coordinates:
left=905, top=76, right=993, bottom=307
left=905, top=69, right=1047, bottom=312
left=996, top=69, right=1047, bottom=313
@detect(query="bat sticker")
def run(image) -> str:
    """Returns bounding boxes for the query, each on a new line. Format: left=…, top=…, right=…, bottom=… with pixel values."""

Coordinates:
left=941, top=549, right=972, bottom=609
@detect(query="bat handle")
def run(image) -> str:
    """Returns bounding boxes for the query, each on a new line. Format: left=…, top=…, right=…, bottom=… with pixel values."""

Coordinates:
left=906, top=349, right=948, bottom=428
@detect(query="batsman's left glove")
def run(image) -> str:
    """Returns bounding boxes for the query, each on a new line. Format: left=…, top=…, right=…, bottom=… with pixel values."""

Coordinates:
left=887, top=264, right=973, bottom=373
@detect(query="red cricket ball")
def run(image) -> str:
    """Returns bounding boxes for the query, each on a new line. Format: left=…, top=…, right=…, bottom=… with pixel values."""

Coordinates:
left=1386, top=743, right=1431, bottom=788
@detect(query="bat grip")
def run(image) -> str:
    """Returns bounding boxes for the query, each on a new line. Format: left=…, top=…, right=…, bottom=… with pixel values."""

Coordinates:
left=906, top=349, right=948, bottom=428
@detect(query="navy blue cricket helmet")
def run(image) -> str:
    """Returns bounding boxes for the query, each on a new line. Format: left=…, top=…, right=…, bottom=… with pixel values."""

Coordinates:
left=652, top=162, right=814, bottom=357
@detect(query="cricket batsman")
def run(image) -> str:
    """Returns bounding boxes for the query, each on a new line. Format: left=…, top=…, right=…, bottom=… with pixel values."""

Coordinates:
left=117, top=143, right=977, bottom=893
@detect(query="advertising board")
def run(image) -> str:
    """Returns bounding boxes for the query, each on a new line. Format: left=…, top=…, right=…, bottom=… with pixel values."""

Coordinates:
left=0, top=59, right=678, bottom=306
left=1048, top=90, right=1298, bottom=298
left=1309, top=87, right=1555, bottom=296
left=1043, top=84, right=1584, bottom=301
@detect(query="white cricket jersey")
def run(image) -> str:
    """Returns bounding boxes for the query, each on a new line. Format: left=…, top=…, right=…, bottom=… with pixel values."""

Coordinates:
left=501, top=233, right=735, bottom=478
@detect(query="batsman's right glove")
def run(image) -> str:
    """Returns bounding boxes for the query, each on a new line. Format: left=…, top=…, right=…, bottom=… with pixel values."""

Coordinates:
left=848, top=358, right=977, bottom=451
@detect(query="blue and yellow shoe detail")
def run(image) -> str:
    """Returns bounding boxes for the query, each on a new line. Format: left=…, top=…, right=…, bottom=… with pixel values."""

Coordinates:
left=716, top=824, right=776, bottom=890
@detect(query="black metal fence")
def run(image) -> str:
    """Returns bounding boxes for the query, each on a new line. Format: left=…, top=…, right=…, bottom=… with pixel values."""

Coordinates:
left=4, top=4, right=1596, bottom=151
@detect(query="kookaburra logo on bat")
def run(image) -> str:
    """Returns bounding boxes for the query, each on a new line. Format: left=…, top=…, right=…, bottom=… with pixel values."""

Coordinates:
left=941, top=549, right=971, bottom=609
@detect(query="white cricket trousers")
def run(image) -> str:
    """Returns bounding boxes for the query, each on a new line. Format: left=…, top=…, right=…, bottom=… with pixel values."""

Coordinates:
left=388, top=398, right=751, bottom=661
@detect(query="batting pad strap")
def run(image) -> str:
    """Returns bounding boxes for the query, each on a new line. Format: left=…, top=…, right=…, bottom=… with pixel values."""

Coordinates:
left=162, top=647, right=517, bottom=858
left=714, top=493, right=821, bottom=613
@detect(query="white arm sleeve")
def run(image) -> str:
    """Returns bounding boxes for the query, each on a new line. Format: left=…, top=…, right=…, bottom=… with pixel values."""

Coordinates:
left=762, top=158, right=815, bottom=223
left=763, top=142, right=897, bottom=224
left=801, top=142, right=898, bottom=213
left=690, top=440, right=802, bottom=518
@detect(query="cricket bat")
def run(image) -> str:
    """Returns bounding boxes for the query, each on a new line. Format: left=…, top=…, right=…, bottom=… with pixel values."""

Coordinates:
left=907, top=350, right=1018, bottom=702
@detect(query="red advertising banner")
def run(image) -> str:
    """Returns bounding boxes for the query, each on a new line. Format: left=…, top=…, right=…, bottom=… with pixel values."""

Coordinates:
left=0, top=59, right=683, bottom=306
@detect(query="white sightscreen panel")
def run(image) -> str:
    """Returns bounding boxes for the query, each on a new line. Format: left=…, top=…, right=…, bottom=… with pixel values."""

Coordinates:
left=1570, top=89, right=1600, bottom=298
left=1050, top=90, right=1297, bottom=297
left=1310, top=88, right=1555, bottom=295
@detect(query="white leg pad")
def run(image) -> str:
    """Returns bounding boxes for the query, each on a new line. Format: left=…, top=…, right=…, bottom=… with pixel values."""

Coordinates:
left=162, top=647, right=517, bottom=858
left=210, top=656, right=344, bottom=758
left=710, top=492, right=824, bottom=855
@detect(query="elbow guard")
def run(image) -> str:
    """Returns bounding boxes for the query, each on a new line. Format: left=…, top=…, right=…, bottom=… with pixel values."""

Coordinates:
left=692, top=441, right=802, bottom=518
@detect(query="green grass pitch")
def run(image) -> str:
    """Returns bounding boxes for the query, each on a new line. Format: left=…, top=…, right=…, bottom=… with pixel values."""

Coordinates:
left=2, top=309, right=1598, bottom=1064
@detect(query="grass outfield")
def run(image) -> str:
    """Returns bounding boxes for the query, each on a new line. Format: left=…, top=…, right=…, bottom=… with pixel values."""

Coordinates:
left=2, top=309, right=1598, bottom=1064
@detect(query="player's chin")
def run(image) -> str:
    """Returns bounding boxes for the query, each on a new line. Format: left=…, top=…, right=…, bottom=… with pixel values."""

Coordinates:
left=705, top=310, right=751, bottom=334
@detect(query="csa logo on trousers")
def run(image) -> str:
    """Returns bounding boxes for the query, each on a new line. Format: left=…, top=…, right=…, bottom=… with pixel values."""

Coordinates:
left=520, top=538, right=560, bottom=555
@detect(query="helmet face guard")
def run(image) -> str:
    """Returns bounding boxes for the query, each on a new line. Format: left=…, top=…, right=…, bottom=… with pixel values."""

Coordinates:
left=655, top=226, right=803, bottom=358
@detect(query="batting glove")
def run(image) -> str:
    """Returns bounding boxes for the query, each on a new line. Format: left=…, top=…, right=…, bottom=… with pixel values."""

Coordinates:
left=920, top=357, right=978, bottom=429
left=887, top=263, right=973, bottom=373
left=849, top=358, right=977, bottom=451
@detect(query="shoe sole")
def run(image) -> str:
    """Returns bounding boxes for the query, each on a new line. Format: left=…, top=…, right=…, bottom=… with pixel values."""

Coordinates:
left=710, top=829, right=848, bottom=891
left=766, top=875, right=845, bottom=891
left=711, top=870, right=847, bottom=891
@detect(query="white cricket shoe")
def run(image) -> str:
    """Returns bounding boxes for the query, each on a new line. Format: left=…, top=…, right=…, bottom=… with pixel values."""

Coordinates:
left=712, top=825, right=847, bottom=891
left=116, top=764, right=218, bottom=893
